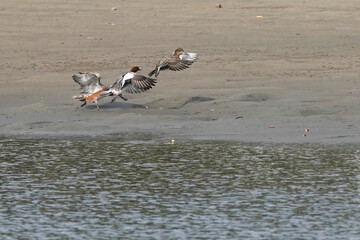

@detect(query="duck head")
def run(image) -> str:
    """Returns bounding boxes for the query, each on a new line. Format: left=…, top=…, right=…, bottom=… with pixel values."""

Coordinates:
left=173, top=48, right=184, bottom=56
left=130, top=66, right=142, bottom=73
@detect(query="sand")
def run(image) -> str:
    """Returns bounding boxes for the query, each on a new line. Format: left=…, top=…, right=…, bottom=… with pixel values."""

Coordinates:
left=1, top=0, right=360, bottom=143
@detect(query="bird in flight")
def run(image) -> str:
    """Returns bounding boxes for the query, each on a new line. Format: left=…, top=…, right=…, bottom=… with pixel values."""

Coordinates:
left=148, top=48, right=198, bottom=78
left=108, top=66, right=157, bottom=102
left=72, top=66, right=156, bottom=110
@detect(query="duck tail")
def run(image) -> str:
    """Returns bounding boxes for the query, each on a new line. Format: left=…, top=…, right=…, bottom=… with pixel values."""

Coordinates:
left=148, top=69, right=156, bottom=77
left=73, top=95, right=86, bottom=101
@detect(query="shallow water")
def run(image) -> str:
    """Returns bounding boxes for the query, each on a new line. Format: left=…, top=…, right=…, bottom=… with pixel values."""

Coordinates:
left=0, top=137, right=359, bottom=239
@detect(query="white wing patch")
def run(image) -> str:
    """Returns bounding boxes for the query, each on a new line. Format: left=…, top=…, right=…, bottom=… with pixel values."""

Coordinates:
left=120, top=72, right=134, bottom=89
left=179, top=52, right=198, bottom=61
left=122, top=72, right=135, bottom=81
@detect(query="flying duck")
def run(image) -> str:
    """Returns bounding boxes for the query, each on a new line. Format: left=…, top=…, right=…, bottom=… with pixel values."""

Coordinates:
left=108, top=66, right=157, bottom=102
left=72, top=66, right=157, bottom=110
left=72, top=72, right=110, bottom=111
left=148, top=48, right=198, bottom=77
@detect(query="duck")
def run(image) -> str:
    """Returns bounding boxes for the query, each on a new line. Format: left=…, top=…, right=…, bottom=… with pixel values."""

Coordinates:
left=72, top=72, right=111, bottom=111
left=72, top=66, right=157, bottom=110
left=148, top=48, right=198, bottom=77
left=108, top=66, right=157, bottom=103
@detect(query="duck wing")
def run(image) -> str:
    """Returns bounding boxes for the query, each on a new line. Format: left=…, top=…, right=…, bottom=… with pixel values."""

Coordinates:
left=72, top=72, right=104, bottom=94
left=167, top=52, right=198, bottom=71
left=124, top=75, right=157, bottom=94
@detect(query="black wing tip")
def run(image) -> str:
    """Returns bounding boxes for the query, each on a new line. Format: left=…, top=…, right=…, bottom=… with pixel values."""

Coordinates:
left=72, top=72, right=85, bottom=80
left=72, top=74, right=80, bottom=83
left=146, top=77, right=157, bottom=86
left=149, top=69, right=161, bottom=77
left=148, top=70, right=155, bottom=77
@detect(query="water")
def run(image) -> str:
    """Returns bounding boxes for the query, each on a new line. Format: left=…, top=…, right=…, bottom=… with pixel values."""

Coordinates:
left=0, top=137, right=359, bottom=239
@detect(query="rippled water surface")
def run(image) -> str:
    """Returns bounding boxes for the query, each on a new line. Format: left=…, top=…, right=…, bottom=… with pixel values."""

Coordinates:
left=0, top=137, right=359, bottom=239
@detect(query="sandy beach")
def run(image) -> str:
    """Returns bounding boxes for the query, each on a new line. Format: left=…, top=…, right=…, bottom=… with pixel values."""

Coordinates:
left=1, top=0, right=360, bottom=143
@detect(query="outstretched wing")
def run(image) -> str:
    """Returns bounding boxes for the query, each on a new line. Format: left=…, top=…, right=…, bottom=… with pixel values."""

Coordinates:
left=72, top=72, right=104, bottom=94
left=167, top=52, right=198, bottom=71
left=124, top=75, right=157, bottom=94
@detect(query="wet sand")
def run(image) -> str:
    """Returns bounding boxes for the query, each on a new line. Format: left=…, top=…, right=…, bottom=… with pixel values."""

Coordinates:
left=1, top=0, right=360, bottom=143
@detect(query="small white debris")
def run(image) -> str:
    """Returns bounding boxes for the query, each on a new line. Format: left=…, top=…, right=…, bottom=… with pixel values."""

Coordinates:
left=111, top=7, right=117, bottom=11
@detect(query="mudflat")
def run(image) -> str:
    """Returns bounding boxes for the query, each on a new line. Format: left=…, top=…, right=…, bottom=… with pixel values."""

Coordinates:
left=1, top=0, right=359, bottom=143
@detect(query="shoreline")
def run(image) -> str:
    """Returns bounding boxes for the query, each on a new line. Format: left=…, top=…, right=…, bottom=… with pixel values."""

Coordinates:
left=1, top=115, right=359, bottom=144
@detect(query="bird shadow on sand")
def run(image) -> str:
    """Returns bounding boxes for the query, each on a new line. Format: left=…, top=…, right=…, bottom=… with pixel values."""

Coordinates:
left=81, top=101, right=147, bottom=110
left=146, top=96, right=215, bottom=109
left=79, top=96, right=215, bottom=111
